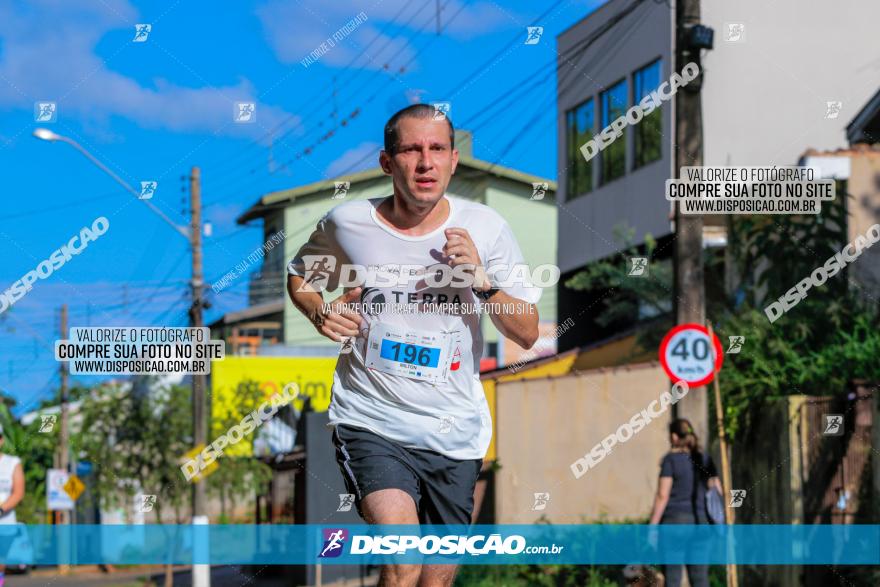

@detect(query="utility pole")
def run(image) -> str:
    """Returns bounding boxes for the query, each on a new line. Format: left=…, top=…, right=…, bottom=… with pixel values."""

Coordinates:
left=59, top=304, right=69, bottom=505
left=672, top=0, right=708, bottom=444
left=189, top=167, right=210, bottom=587
left=672, top=5, right=737, bottom=586
left=59, top=304, right=70, bottom=574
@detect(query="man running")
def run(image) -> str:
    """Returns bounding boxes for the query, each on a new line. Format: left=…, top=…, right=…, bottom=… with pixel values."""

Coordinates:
left=287, top=103, right=541, bottom=586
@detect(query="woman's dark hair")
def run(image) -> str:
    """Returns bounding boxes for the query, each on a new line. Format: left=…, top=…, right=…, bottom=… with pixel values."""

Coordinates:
left=669, top=418, right=701, bottom=460
left=383, top=103, right=455, bottom=155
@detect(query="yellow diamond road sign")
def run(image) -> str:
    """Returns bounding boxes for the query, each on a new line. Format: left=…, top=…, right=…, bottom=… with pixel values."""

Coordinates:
left=63, top=474, right=85, bottom=501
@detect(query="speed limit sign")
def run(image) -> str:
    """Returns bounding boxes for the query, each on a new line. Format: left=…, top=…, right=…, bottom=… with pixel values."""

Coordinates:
left=658, top=323, right=723, bottom=386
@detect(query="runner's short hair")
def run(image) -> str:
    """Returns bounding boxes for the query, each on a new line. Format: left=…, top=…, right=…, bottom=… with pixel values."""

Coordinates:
left=384, top=104, right=455, bottom=155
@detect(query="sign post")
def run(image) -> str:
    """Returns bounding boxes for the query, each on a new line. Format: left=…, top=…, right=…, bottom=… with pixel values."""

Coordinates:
left=659, top=322, right=737, bottom=587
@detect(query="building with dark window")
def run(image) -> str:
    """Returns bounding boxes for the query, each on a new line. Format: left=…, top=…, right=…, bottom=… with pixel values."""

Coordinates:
left=556, top=0, right=880, bottom=352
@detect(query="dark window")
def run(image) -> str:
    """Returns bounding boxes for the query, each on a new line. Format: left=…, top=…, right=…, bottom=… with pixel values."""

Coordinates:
left=600, top=79, right=628, bottom=184
left=565, top=98, right=594, bottom=199
left=633, top=59, right=662, bottom=168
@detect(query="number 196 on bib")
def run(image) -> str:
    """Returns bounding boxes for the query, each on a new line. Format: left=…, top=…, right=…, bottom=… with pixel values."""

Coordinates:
left=380, top=339, right=440, bottom=368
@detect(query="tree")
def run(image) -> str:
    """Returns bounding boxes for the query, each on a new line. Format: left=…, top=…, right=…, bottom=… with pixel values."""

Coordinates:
left=565, top=196, right=880, bottom=437
left=205, top=380, right=275, bottom=522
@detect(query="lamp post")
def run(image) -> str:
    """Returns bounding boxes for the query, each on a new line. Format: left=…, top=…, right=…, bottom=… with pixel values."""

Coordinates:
left=34, top=129, right=210, bottom=586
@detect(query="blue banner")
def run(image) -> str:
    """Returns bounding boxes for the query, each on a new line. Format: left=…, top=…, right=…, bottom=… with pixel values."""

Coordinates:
left=0, top=524, right=876, bottom=565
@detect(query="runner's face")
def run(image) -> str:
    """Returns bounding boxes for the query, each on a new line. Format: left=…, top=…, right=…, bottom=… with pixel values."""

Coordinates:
left=382, top=116, right=458, bottom=206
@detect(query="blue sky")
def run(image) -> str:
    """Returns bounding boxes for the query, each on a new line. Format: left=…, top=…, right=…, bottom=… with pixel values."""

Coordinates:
left=0, top=0, right=601, bottom=412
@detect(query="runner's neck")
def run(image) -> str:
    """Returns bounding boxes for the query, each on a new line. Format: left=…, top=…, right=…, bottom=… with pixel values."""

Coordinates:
left=376, top=194, right=450, bottom=237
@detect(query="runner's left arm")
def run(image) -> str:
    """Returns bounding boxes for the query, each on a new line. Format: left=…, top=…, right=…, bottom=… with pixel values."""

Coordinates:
left=444, top=226, right=540, bottom=349
left=481, top=290, right=539, bottom=349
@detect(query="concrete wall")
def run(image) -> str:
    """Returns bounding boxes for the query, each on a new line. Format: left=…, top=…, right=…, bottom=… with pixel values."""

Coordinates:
left=494, top=362, right=670, bottom=522
left=845, top=152, right=880, bottom=296
left=700, top=0, right=880, bottom=168
left=557, top=0, right=880, bottom=272
left=556, top=0, right=674, bottom=271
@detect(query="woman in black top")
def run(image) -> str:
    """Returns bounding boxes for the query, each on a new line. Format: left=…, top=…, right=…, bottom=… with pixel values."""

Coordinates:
left=648, top=418, right=721, bottom=587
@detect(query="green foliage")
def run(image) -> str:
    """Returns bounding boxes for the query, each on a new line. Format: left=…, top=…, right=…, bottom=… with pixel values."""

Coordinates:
left=205, top=380, right=277, bottom=520
left=74, top=383, right=189, bottom=522
left=565, top=198, right=880, bottom=438
left=564, top=226, right=673, bottom=352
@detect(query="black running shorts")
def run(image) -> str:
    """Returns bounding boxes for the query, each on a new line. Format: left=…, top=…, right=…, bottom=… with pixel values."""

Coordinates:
left=332, top=423, right=483, bottom=525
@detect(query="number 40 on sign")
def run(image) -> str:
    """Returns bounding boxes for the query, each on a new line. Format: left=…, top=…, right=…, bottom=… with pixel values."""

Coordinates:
left=658, top=323, right=724, bottom=387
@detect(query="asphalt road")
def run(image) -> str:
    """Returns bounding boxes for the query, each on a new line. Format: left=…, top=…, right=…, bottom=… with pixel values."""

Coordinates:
left=6, top=565, right=378, bottom=587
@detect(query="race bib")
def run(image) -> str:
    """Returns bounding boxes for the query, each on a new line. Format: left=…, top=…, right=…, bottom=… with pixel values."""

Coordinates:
left=365, top=321, right=453, bottom=383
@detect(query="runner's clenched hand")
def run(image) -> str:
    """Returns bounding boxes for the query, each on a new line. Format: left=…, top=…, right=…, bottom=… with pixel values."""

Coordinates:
left=443, top=228, right=490, bottom=291
left=310, top=287, right=363, bottom=342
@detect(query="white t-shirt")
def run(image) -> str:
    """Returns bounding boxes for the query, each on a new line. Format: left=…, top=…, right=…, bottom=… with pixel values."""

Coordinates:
left=288, top=195, right=541, bottom=459
left=0, top=454, right=20, bottom=524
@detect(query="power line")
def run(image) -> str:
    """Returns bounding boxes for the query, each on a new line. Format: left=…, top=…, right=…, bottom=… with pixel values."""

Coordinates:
left=201, top=1, right=431, bottom=192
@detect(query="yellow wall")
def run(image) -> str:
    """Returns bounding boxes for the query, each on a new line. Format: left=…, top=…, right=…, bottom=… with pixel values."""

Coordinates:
left=211, top=356, right=337, bottom=454
left=482, top=352, right=577, bottom=461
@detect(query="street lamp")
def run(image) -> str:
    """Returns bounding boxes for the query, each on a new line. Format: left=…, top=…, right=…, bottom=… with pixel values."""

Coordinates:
left=34, top=128, right=210, bottom=586
left=32, top=128, right=189, bottom=239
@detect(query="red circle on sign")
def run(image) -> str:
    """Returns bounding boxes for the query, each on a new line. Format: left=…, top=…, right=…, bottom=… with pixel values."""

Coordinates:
left=658, top=323, right=724, bottom=387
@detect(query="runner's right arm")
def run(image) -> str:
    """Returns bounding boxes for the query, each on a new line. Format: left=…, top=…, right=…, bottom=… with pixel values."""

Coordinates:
left=287, top=275, right=363, bottom=342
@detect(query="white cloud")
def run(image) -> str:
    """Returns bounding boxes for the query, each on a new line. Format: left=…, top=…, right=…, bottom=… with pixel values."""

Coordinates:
left=0, top=0, right=298, bottom=138
left=257, top=0, right=514, bottom=71
left=325, top=141, right=380, bottom=178
left=207, top=203, right=244, bottom=232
